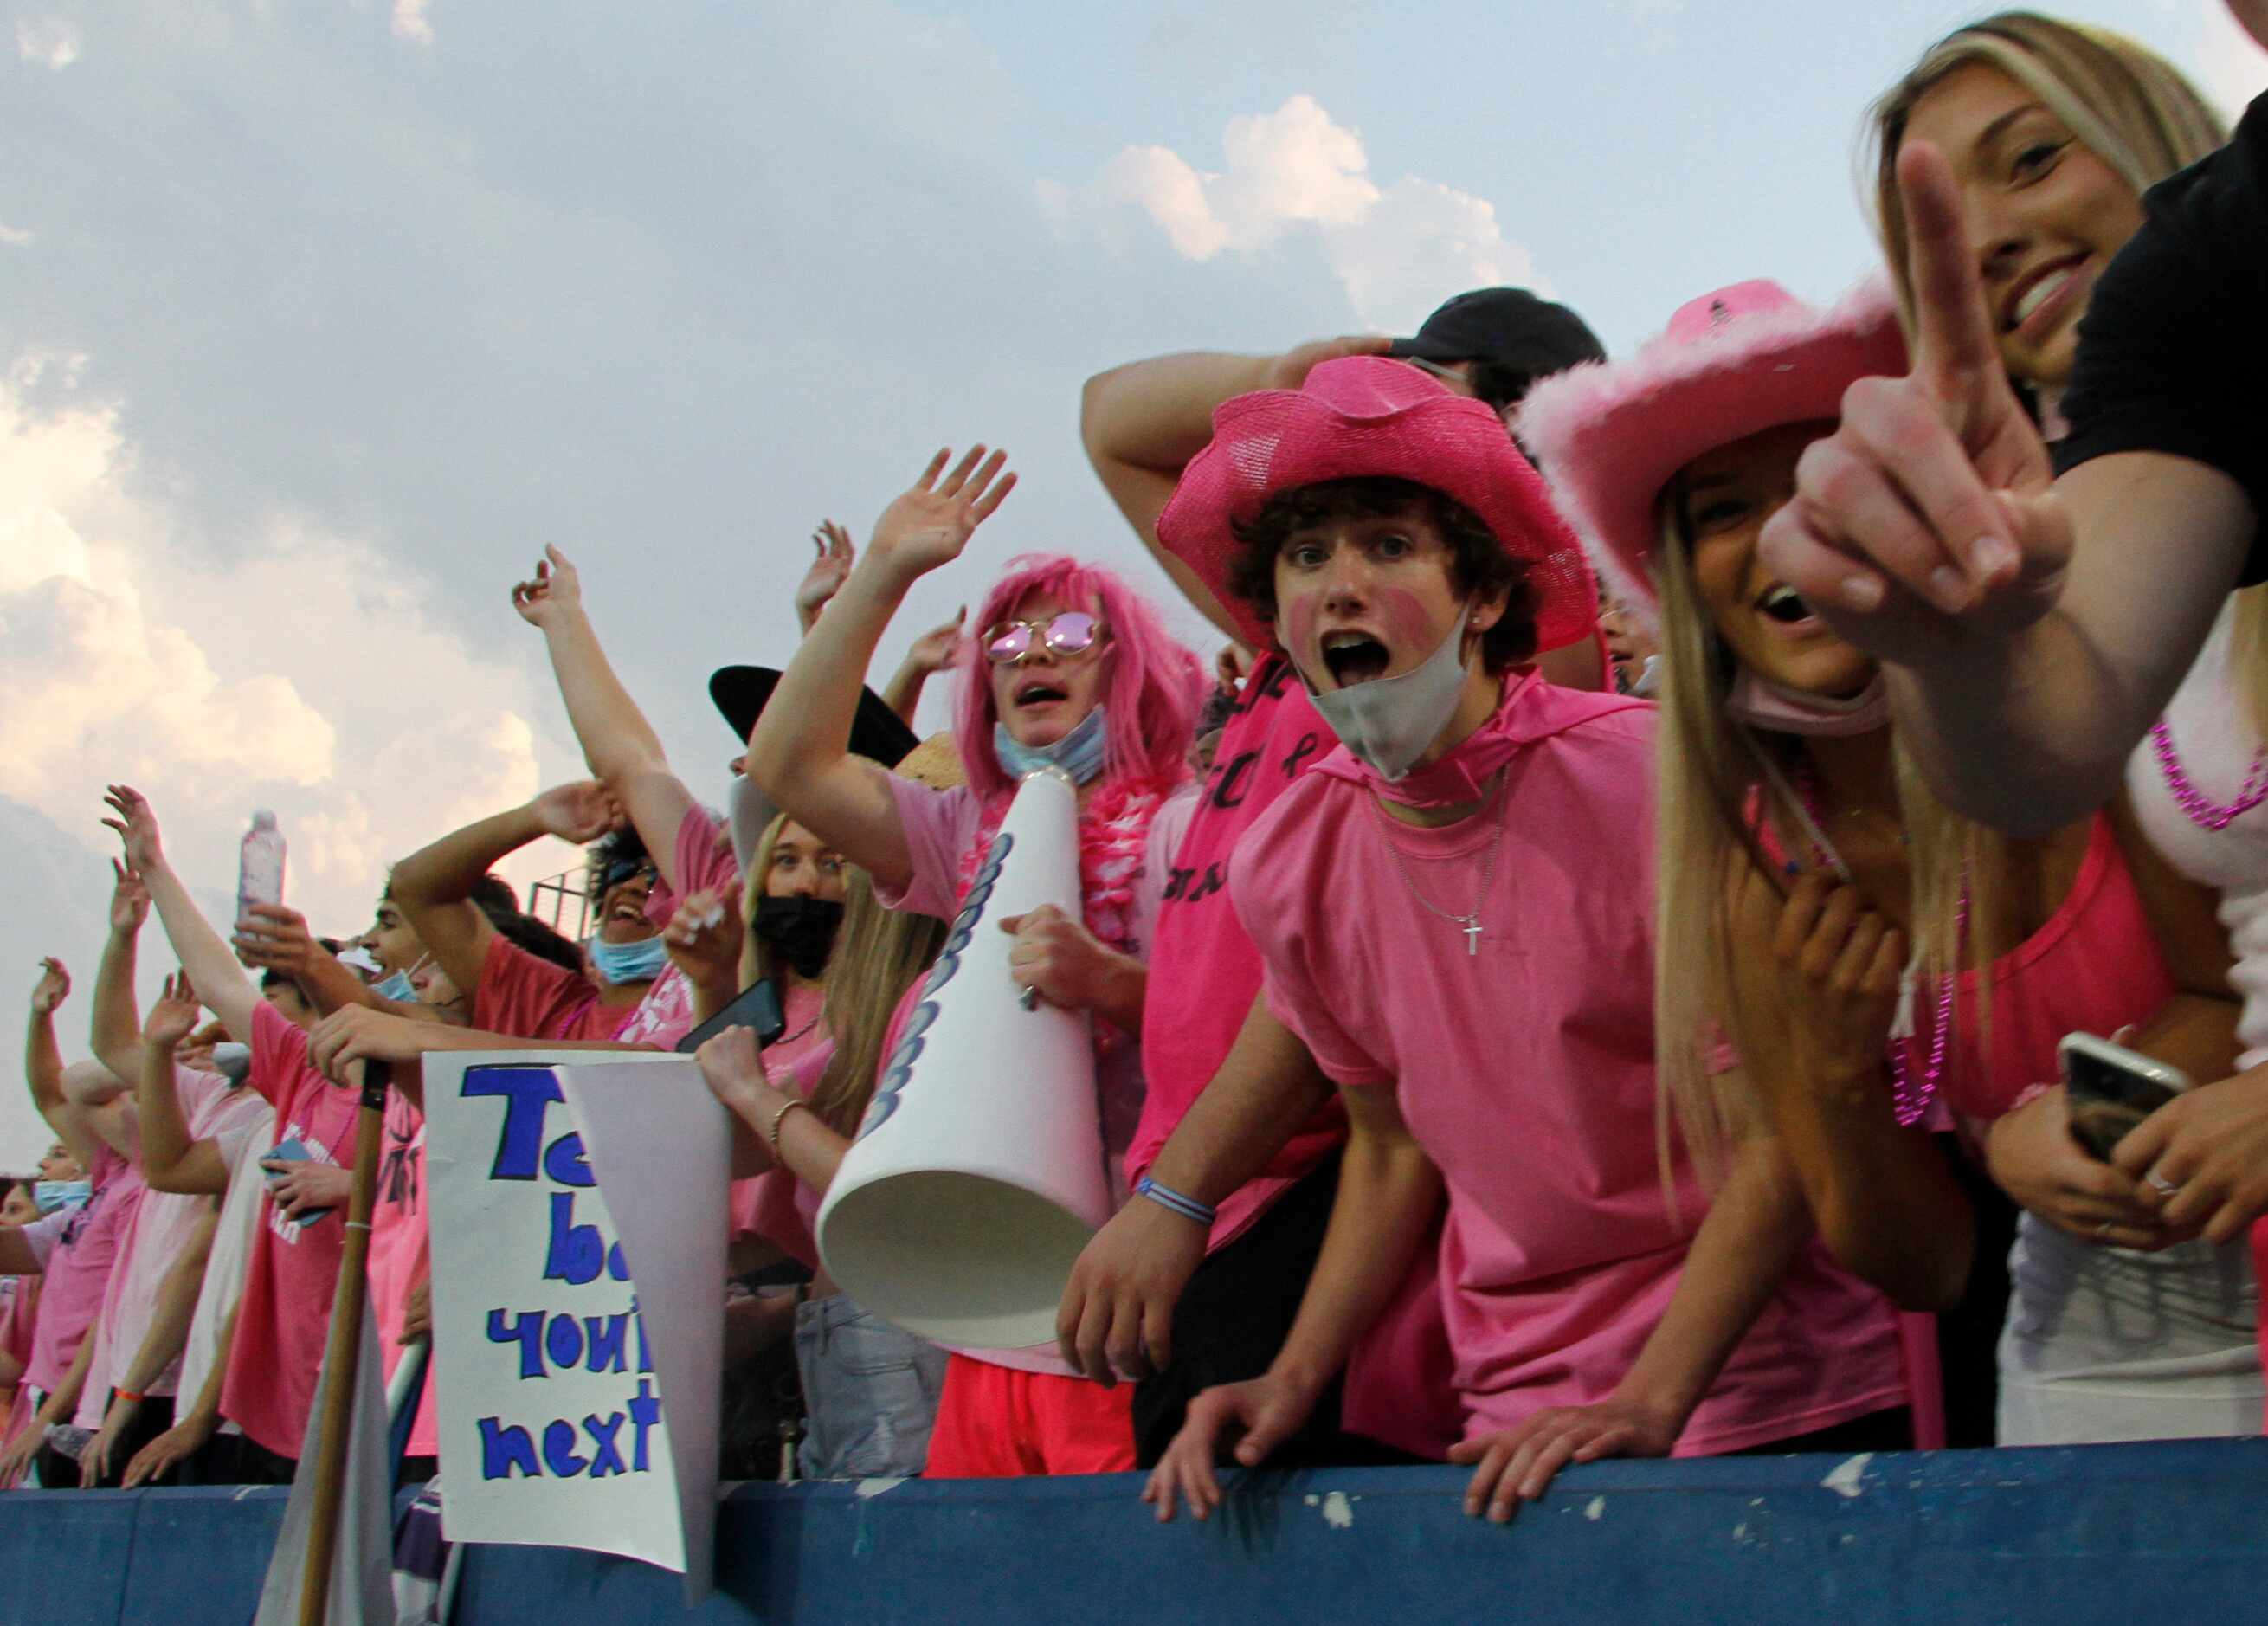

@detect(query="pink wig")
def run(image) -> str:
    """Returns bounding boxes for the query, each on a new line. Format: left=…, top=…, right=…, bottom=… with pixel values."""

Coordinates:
left=952, top=553, right=1205, bottom=803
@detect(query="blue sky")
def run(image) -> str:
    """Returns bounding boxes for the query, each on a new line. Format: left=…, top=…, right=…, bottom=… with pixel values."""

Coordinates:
left=1, top=0, right=2261, bottom=1161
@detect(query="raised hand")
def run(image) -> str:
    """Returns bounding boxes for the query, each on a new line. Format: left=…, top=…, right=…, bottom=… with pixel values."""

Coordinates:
left=904, top=606, right=969, bottom=675
left=107, top=858, right=150, bottom=938
left=662, top=888, right=742, bottom=1003
left=1759, top=141, right=2071, bottom=668
left=796, top=520, right=857, bottom=633
left=143, top=970, right=203, bottom=1049
left=231, top=903, right=317, bottom=976
left=1724, top=868, right=1905, bottom=1119
left=863, top=447, right=1017, bottom=589
left=1263, top=334, right=1395, bottom=392
left=101, top=785, right=164, bottom=873
left=509, top=544, right=583, bottom=630
left=30, top=958, right=68, bottom=1016
left=1446, top=1396, right=1682, bottom=1521
left=527, top=780, right=622, bottom=844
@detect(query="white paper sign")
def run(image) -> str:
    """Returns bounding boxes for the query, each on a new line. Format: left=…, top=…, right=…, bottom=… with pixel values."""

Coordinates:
left=425, top=1052, right=728, bottom=1600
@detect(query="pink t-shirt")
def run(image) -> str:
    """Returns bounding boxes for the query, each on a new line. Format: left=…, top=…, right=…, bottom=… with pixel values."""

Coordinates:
left=222, top=1001, right=360, bottom=1459
left=470, top=933, right=641, bottom=1045
left=1128, top=655, right=1350, bottom=1250
left=76, top=1068, right=267, bottom=1423
left=368, top=1094, right=438, bottom=1456
left=1930, top=812, right=2177, bottom=1131
left=21, top=1143, right=142, bottom=1396
left=1233, top=677, right=1906, bottom=1453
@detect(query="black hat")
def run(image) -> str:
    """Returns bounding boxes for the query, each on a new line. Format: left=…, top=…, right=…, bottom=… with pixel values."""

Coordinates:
left=1388, top=288, right=1607, bottom=391
left=708, top=666, right=920, bottom=768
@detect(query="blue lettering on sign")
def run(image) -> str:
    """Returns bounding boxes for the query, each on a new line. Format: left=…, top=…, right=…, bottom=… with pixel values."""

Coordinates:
left=541, top=1418, right=589, bottom=1478
left=465, top=1064, right=667, bottom=1485
left=462, top=1068, right=564, bottom=1180
left=478, top=1418, right=539, bottom=1479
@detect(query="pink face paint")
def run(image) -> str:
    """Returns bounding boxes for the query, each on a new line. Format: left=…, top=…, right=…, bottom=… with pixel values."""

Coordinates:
left=1368, top=587, right=1442, bottom=661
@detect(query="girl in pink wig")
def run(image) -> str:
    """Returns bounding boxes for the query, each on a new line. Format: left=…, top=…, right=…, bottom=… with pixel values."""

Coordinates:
left=744, top=447, right=1204, bottom=1477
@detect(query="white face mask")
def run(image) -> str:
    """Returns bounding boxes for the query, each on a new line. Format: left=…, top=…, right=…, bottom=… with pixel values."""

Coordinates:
left=1302, top=609, right=1473, bottom=782
left=1723, top=668, right=1891, bottom=738
left=728, top=773, right=778, bottom=874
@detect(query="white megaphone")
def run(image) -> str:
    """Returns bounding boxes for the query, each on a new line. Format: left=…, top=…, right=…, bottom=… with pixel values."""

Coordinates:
left=815, top=769, right=1111, bottom=1348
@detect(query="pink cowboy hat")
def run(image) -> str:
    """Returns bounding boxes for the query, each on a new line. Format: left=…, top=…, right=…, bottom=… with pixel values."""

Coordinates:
left=1514, top=278, right=1907, bottom=628
left=1154, top=356, right=1597, bottom=656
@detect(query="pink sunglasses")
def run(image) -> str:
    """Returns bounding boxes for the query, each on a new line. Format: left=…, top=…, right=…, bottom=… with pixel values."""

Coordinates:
left=983, top=611, right=1106, bottom=664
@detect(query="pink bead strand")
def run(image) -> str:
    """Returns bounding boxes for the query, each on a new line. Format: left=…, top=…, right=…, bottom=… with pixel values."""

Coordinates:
left=2149, top=718, right=2268, bottom=832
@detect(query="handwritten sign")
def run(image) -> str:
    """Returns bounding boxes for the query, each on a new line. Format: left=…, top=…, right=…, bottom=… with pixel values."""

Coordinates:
left=425, top=1052, right=728, bottom=1599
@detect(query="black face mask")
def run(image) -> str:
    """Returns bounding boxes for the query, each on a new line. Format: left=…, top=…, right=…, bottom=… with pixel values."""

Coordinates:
left=752, top=895, right=844, bottom=980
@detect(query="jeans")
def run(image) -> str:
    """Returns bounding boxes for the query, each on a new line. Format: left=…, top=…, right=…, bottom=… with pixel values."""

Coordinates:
left=793, top=1294, right=948, bottom=1480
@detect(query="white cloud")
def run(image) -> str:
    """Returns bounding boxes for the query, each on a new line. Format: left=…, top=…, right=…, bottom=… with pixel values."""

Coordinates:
left=1077, top=94, right=1548, bottom=332
left=390, top=0, right=435, bottom=47
left=15, top=16, right=81, bottom=70
left=0, top=222, right=32, bottom=248
left=0, top=351, right=581, bottom=951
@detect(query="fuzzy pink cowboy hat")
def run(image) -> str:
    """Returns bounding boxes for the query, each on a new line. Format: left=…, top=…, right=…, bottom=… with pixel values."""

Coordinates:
left=1155, top=356, right=1598, bottom=655
left=1514, top=278, right=1907, bottom=629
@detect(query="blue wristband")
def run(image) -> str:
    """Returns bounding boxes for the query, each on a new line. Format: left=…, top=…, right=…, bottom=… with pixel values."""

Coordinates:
left=1135, top=1175, right=1215, bottom=1229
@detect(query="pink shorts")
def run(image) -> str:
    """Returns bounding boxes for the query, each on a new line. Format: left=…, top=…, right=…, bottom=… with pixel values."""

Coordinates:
left=921, top=1353, right=1137, bottom=1478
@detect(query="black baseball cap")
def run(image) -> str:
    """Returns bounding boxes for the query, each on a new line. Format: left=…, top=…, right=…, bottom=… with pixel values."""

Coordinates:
left=1388, top=288, right=1607, bottom=392
left=708, top=666, right=920, bottom=768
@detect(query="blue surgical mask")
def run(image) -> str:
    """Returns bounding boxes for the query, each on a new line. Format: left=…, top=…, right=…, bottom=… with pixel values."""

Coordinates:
left=994, top=704, right=1109, bottom=786
left=590, top=934, right=669, bottom=986
left=370, top=969, right=416, bottom=1003
left=34, top=1180, right=91, bottom=1215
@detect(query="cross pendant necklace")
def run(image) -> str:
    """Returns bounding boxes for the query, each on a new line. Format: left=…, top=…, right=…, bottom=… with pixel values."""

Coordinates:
left=1376, top=771, right=1511, bottom=958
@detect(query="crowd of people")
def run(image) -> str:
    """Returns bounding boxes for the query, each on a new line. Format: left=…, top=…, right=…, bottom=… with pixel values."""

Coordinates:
left=5, top=4, right=2268, bottom=1544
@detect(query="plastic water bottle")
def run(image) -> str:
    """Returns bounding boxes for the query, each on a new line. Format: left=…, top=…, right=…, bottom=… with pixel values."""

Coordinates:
left=237, top=810, right=287, bottom=920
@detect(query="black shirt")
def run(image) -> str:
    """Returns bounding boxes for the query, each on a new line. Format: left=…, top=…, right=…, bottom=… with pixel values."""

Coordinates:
left=2054, top=90, right=2268, bottom=581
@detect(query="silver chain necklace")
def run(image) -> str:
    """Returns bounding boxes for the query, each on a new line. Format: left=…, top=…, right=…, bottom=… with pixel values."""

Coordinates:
left=1373, top=772, right=1511, bottom=956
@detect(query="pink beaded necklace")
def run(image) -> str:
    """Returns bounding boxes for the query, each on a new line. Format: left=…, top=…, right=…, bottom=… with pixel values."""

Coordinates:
left=2147, top=718, right=2268, bottom=831
left=1786, top=762, right=1955, bottom=1128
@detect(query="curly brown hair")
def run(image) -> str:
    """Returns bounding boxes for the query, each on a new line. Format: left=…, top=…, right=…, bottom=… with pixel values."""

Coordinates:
left=1226, top=477, right=1538, bottom=673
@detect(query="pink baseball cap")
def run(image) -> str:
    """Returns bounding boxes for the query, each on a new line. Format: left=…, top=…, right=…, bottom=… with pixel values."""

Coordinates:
left=1155, top=356, right=1597, bottom=655
left=1514, top=279, right=1907, bottom=628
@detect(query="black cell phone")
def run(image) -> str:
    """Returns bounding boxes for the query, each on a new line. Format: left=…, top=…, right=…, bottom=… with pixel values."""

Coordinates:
left=2059, top=1033, right=2193, bottom=1162
left=677, top=978, right=788, bottom=1054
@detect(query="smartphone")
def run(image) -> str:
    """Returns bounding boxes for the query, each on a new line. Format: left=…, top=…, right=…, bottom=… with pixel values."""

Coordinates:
left=261, top=1137, right=336, bottom=1225
left=677, top=978, right=789, bottom=1055
left=2059, top=1033, right=2194, bottom=1162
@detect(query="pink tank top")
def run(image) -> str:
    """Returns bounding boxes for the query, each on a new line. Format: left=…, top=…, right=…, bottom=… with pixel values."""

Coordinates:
left=1923, top=812, right=2175, bottom=1129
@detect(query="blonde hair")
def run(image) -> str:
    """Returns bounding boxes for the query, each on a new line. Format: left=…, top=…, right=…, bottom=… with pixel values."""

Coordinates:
left=1866, top=11, right=2226, bottom=333
left=1652, top=497, right=2007, bottom=1190
left=805, top=870, right=949, bottom=1135
left=736, top=811, right=792, bottom=993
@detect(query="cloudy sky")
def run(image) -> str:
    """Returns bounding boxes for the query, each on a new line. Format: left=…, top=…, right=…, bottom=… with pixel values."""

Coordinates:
left=3, top=0, right=2262, bottom=1162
